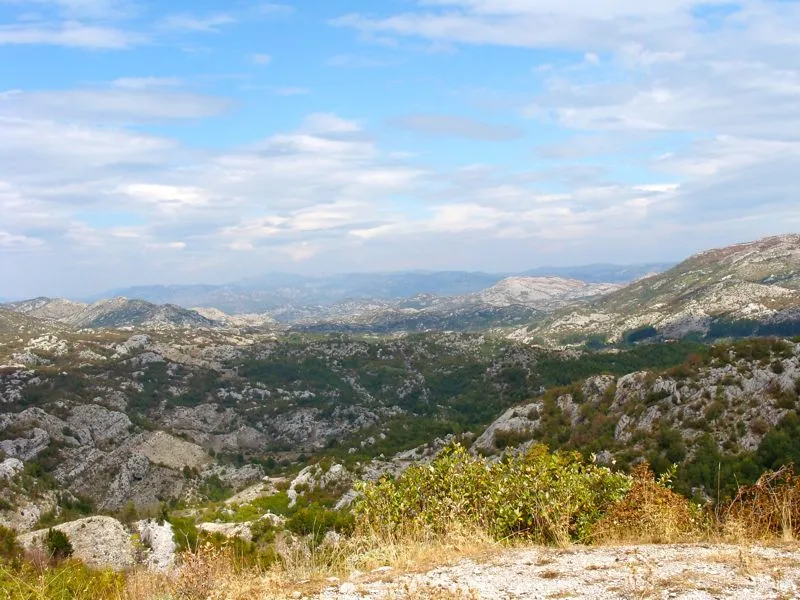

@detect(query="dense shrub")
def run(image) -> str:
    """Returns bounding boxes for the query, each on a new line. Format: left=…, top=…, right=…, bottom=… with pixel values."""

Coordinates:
left=44, top=528, right=74, bottom=561
left=355, top=444, right=630, bottom=544
left=493, top=427, right=536, bottom=449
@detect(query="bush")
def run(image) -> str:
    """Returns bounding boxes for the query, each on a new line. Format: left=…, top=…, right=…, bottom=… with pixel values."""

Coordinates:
left=355, top=444, right=630, bottom=545
left=493, top=427, right=536, bottom=449
left=44, top=528, right=73, bottom=561
left=724, top=465, right=800, bottom=540
left=590, top=463, right=709, bottom=544
left=286, top=504, right=354, bottom=545
left=0, top=525, right=22, bottom=565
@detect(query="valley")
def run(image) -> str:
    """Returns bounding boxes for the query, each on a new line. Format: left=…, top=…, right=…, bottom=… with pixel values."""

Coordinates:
left=2, top=235, right=800, bottom=599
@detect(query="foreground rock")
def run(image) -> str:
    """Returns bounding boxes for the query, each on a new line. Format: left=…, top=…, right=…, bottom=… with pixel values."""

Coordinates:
left=316, top=544, right=800, bottom=599
left=135, top=519, right=177, bottom=572
left=18, top=516, right=136, bottom=570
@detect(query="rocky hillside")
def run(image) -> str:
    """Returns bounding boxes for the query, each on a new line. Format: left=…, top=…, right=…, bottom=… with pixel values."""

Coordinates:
left=3, top=297, right=223, bottom=330
left=518, top=234, right=800, bottom=345
left=466, top=276, right=619, bottom=308
left=474, top=337, right=800, bottom=498
left=0, top=309, right=57, bottom=336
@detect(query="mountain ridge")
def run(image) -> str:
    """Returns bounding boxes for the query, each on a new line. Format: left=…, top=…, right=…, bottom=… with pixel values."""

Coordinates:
left=519, top=234, right=800, bottom=345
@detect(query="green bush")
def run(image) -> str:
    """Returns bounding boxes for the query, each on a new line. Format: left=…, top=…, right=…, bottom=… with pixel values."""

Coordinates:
left=286, top=504, right=355, bottom=546
left=169, top=516, right=199, bottom=552
left=493, top=427, right=536, bottom=449
left=355, top=444, right=630, bottom=544
left=44, top=528, right=73, bottom=561
left=0, top=525, right=22, bottom=565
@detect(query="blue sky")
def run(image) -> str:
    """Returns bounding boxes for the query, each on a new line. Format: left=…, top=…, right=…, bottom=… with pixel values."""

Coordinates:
left=2, top=0, right=800, bottom=297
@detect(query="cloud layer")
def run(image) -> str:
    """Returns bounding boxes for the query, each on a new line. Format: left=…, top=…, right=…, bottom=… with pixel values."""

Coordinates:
left=2, top=0, right=800, bottom=297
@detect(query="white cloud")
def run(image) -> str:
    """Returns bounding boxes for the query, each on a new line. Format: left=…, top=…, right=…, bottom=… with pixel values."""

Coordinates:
left=0, top=88, right=230, bottom=122
left=117, top=184, right=210, bottom=211
left=0, top=230, right=45, bottom=249
left=252, top=53, right=272, bottom=65
left=112, top=77, right=182, bottom=89
left=281, top=242, right=317, bottom=262
left=0, top=21, right=141, bottom=48
left=158, top=13, right=235, bottom=33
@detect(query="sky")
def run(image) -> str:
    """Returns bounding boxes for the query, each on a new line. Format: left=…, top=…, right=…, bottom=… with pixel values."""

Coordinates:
left=2, top=0, right=800, bottom=298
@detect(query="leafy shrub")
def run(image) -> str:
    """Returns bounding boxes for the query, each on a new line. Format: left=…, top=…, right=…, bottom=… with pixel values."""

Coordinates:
left=169, top=516, right=199, bottom=553
left=44, top=528, right=74, bottom=561
left=590, top=463, right=708, bottom=544
left=355, top=444, right=630, bottom=545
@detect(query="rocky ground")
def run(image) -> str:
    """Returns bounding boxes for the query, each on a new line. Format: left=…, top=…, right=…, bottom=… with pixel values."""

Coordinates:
left=316, top=544, right=800, bottom=599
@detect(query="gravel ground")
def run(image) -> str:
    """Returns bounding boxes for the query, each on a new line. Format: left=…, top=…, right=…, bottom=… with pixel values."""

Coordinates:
left=315, top=544, right=800, bottom=599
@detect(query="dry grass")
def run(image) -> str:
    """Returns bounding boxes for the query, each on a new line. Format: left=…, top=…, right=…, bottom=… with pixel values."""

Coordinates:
left=113, top=525, right=500, bottom=600
left=724, top=466, right=800, bottom=542
left=590, top=464, right=709, bottom=545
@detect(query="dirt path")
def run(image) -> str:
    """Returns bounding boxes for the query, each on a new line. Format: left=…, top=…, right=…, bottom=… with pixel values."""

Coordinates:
left=316, top=544, right=800, bottom=599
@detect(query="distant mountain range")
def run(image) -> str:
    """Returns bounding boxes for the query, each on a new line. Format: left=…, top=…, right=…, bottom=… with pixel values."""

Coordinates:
left=1, top=275, right=621, bottom=332
left=85, top=263, right=671, bottom=315
left=296, top=277, right=622, bottom=333
left=3, top=297, right=221, bottom=331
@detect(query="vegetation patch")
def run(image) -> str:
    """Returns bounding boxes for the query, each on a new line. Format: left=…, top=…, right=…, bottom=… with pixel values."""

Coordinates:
left=355, top=444, right=630, bottom=545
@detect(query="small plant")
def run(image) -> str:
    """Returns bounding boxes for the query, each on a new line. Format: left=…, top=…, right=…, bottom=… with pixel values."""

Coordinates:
left=44, top=528, right=74, bottom=561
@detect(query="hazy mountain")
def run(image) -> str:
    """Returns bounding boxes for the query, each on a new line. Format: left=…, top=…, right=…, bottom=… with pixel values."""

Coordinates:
left=519, top=234, right=800, bottom=344
left=522, top=263, right=674, bottom=284
left=6, top=297, right=88, bottom=321
left=2, top=297, right=219, bottom=330
left=295, top=276, right=621, bottom=333
left=89, top=264, right=666, bottom=315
